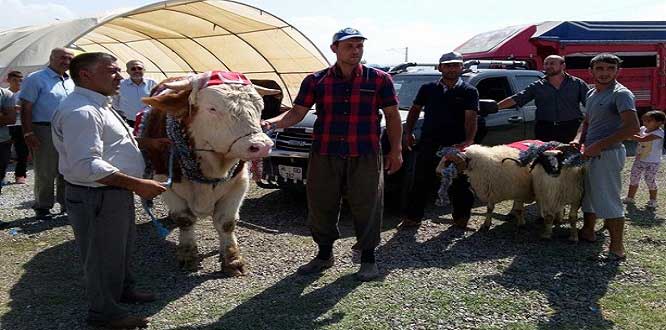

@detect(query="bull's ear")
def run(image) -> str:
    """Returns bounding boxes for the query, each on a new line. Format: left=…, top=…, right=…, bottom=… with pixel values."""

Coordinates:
left=254, top=85, right=281, bottom=97
left=142, top=90, right=190, bottom=116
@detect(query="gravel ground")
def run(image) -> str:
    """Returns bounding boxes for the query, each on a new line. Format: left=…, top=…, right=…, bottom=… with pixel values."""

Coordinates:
left=1, top=158, right=665, bottom=330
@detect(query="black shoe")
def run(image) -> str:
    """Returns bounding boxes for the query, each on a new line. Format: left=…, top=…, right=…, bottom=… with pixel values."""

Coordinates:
left=34, top=208, right=52, bottom=220
left=296, top=256, right=334, bottom=275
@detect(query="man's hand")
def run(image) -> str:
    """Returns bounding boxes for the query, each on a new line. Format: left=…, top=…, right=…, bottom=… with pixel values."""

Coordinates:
left=569, top=140, right=581, bottom=150
left=384, top=151, right=403, bottom=175
left=260, top=119, right=273, bottom=132
left=131, top=179, right=167, bottom=200
left=25, top=134, right=40, bottom=150
left=583, top=142, right=602, bottom=158
left=453, top=139, right=474, bottom=149
left=403, top=133, right=416, bottom=151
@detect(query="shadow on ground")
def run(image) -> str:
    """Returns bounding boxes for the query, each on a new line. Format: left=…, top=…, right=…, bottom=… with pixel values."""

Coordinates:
left=0, top=223, right=221, bottom=330
left=3, top=194, right=619, bottom=330
left=625, top=203, right=665, bottom=228
left=2, top=213, right=69, bottom=235
left=165, top=219, right=618, bottom=330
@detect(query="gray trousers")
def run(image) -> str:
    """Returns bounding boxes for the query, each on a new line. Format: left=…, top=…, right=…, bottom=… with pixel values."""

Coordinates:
left=66, top=183, right=136, bottom=322
left=33, top=125, right=65, bottom=209
left=306, top=152, right=384, bottom=251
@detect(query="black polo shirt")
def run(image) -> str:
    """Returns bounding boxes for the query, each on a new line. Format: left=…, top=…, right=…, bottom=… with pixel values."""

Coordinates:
left=414, top=79, right=479, bottom=146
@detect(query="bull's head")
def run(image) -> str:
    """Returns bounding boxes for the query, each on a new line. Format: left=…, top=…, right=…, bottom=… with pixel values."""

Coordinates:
left=143, top=72, right=277, bottom=161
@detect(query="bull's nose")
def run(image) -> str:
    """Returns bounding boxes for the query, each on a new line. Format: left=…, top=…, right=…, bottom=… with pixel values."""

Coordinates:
left=248, top=142, right=272, bottom=158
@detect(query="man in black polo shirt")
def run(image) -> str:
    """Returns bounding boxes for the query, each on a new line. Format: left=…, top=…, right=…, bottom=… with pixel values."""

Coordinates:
left=399, top=52, right=479, bottom=229
left=498, top=55, right=589, bottom=143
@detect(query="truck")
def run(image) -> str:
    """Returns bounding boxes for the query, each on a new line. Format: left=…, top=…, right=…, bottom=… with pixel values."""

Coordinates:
left=455, top=21, right=666, bottom=114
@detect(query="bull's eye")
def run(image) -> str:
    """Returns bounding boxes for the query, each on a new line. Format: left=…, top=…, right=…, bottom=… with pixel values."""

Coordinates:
left=209, top=107, right=216, bottom=112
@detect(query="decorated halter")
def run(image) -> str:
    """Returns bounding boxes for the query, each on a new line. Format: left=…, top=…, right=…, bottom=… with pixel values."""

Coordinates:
left=189, top=71, right=252, bottom=106
left=168, top=71, right=252, bottom=185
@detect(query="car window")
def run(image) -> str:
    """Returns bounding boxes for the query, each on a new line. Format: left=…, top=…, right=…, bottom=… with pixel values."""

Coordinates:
left=475, top=76, right=512, bottom=102
left=392, top=75, right=438, bottom=109
left=513, top=75, right=543, bottom=107
left=392, top=75, right=470, bottom=109
left=514, top=75, right=542, bottom=92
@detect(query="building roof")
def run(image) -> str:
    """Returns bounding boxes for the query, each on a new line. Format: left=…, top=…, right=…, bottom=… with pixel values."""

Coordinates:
left=0, top=0, right=330, bottom=106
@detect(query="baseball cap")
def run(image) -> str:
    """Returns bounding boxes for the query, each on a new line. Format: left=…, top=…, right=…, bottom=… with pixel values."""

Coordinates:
left=332, top=27, right=366, bottom=43
left=439, top=51, right=464, bottom=64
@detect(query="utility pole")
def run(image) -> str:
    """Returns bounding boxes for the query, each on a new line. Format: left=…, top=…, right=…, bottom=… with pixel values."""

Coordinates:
left=405, top=47, right=409, bottom=62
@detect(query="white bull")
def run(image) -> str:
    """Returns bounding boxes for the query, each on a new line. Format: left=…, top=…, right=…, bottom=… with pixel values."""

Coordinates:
left=142, top=72, right=276, bottom=275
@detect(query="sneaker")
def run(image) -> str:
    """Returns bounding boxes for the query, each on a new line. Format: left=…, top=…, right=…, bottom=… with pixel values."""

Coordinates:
left=355, top=262, right=380, bottom=282
left=622, top=197, right=635, bottom=204
left=14, top=176, right=26, bottom=184
left=296, top=256, right=334, bottom=275
left=647, top=200, right=658, bottom=209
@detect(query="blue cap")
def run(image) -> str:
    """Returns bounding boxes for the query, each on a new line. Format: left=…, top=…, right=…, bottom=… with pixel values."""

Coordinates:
left=439, top=51, right=464, bottom=64
left=332, top=27, right=366, bottom=43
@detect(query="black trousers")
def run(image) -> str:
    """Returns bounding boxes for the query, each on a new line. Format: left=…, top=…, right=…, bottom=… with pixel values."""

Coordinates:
left=9, top=125, right=29, bottom=178
left=534, top=119, right=582, bottom=144
left=405, top=142, right=442, bottom=220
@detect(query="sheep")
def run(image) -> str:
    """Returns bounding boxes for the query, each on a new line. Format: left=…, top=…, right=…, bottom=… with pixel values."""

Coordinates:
left=522, top=145, right=585, bottom=241
left=437, top=144, right=534, bottom=231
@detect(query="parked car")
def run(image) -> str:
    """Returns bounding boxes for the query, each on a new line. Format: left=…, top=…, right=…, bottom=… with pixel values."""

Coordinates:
left=257, top=61, right=544, bottom=206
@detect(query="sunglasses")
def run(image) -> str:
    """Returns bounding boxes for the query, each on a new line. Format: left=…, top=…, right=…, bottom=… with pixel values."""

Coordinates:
left=130, top=67, right=144, bottom=72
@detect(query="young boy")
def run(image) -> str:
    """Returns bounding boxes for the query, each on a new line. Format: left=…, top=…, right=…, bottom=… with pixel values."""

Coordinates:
left=624, top=110, right=665, bottom=209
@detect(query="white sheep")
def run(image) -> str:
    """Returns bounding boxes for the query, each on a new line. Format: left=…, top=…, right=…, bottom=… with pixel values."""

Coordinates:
left=437, top=144, right=534, bottom=231
left=528, top=147, right=585, bottom=241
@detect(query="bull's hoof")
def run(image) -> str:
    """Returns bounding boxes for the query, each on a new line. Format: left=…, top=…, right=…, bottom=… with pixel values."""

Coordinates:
left=176, top=245, right=200, bottom=271
left=222, top=258, right=247, bottom=277
left=479, top=224, right=491, bottom=232
left=568, top=233, right=579, bottom=242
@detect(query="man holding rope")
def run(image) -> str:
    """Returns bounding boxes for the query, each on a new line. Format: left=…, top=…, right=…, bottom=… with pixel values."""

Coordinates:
left=52, top=52, right=166, bottom=329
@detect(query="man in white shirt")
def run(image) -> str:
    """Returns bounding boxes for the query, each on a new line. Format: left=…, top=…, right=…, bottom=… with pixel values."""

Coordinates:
left=112, top=60, right=156, bottom=127
left=52, top=52, right=166, bottom=329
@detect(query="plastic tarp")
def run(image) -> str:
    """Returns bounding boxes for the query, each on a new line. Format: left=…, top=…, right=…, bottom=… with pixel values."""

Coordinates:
left=0, top=0, right=330, bottom=106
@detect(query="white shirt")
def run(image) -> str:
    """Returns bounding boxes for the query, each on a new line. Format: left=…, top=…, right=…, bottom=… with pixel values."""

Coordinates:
left=112, top=77, right=157, bottom=120
left=52, top=86, right=145, bottom=187
left=636, top=126, right=664, bottom=163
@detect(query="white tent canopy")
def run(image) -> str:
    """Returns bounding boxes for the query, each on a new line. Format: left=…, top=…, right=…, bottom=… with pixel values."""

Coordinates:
left=0, top=0, right=330, bottom=106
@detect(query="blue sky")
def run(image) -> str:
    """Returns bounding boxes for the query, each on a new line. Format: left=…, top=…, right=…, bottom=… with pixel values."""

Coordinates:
left=0, top=0, right=664, bottom=64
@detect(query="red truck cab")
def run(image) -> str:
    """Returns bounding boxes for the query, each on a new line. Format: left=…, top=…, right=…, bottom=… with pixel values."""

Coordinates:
left=456, top=21, right=666, bottom=114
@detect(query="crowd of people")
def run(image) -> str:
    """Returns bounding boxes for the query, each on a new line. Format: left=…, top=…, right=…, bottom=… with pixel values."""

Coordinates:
left=0, top=26, right=655, bottom=328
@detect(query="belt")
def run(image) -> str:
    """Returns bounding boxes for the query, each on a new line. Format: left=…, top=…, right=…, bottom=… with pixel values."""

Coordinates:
left=66, top=181, right=126, bottom=191
left=536, top=118, right=581, bottom=126
left=32, top=122, right=51, bottom=126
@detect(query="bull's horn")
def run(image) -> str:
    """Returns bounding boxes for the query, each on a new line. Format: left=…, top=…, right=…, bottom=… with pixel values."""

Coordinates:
left=254, top=85, right=281, bottom=97
left=164, top=78, right=193, bottom=91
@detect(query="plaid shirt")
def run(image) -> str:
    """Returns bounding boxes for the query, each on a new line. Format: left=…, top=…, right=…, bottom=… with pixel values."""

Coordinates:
left=294, top=64, right=398, bottom=156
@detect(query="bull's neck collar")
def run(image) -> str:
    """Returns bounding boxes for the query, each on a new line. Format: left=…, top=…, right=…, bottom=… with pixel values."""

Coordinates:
left=166, top=115, right=241, bottom=185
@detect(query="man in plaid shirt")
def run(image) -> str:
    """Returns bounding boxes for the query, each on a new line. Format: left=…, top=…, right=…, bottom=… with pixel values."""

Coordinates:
left=263, top=27, right=403, bottom=281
